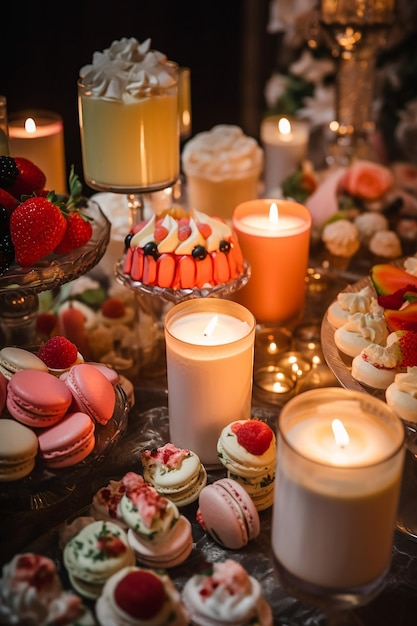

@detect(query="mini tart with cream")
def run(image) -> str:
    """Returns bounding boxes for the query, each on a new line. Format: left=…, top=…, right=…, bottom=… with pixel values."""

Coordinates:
left=122, top=208, right=245, bottom=290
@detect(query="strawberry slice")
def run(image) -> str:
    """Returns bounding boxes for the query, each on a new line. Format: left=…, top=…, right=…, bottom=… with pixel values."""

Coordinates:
left=10, top=194, right=67, bottom=266
left=97, top=533, right=128, bottom=557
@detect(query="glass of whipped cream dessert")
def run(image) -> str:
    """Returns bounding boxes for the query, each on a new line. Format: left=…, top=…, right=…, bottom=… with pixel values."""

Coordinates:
left=78, top=37, right=180, bottom=227
left=181, top=125, right=264, bottom=221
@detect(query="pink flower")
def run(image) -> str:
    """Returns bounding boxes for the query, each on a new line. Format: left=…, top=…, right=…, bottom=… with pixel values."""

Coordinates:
left=341, top=160, right=394, bottom=201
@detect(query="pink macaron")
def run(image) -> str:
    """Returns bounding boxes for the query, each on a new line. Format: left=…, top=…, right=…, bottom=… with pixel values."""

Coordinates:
left=6, top=369, right=73, bottom=428
left=197, top=477, right=260, bottom=549
left=63, top=363, right=116, bottom=426
left=37, top=411, right=96, bottom=468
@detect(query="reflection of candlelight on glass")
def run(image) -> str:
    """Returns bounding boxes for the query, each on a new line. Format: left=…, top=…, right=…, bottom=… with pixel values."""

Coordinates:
left=178, top=66, right=192, bottom=140
left=254, top=365, right=295, bottom=397
left=164, top=299, right=256, bottom=466
left=232, top=199, right=311, bottom=324
left=8, top=110, right=67, bottom=194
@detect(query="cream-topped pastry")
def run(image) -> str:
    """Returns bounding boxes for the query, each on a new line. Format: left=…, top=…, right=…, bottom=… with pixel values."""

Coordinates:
left=0, top=553, right=94, bottom=626
left=334, top=311, right=389, bottom=358
left=182, top=559, right=273, bottom=626
left=96, top=566, right=189, bottom=626
left=351, top=353, right=398, bottom=390
left=386, top=367, right=417, bottom=423
left=321, top=219, right=360, bottom=258
left=327, top=285, right=382, bottom=328
left=369, top=229, right=402, bottom=259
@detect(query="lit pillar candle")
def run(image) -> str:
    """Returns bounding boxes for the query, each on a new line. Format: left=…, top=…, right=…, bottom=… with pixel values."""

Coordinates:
left=178, top=66, right=192, bottom=141
left=164, top=298, right=256, bottom=467
left=232, top=199, right=311, bottom=324
left=261, top=116, right=309, bottom=194
left=8, top=110, right=67, bottom=194
left=272, top=388, right=405, bottom=595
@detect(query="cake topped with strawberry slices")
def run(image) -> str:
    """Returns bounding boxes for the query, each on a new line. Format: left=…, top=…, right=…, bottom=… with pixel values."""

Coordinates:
left=121, top=207, right=245, bottom=290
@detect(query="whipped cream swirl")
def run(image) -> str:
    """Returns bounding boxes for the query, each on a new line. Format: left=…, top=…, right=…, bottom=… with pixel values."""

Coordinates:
left=79, top=37, right=177, bottom=101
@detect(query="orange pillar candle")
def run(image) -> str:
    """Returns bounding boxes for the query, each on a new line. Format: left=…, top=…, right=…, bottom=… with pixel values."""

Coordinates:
left=232, top=199, right=312, bottom=325
left=8, top=110, right=67, bottom=194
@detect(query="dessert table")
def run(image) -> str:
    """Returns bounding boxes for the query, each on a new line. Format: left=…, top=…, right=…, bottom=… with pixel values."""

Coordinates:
left=1, top=260, right=417, bottom=626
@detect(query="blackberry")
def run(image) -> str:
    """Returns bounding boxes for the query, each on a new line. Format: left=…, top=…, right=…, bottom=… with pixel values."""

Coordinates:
left=0, top=156, right=18, bottom=189
left=0, top=204, right=10, bottom=235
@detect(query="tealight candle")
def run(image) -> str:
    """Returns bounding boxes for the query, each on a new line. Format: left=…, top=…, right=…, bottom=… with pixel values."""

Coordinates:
left=8, top=110, right=67, bottom=194
left=232, top=199, right=312, bottom=324
left=272, top=388, right=405, bottom=598
left=260, top=116, right=309, bottom=193
left=164, top=298, right=256, bottom=467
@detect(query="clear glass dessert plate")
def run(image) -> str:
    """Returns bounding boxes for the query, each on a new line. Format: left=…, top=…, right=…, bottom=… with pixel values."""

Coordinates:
left=320, top=258, right=417, bottom=542
left=114, top=258, right=251, bottom=304
left=0, top=199, right=111, bottom=297
left=0, top=384, right=129, bottom=511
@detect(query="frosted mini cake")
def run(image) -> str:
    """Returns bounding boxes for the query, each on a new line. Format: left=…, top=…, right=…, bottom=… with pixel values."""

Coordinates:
left=122, top=207, right=245, bottom=290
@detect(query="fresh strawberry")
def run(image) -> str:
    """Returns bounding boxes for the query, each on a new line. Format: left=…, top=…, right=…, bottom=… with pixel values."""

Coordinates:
left=35, top=312, right=58, bottom=337
left=54, top=165, right=93, bottom=254
left=54, top=211, right=93, bottom=254
left=9, top=194, right=67, bottom=266
left=97, top=533, right=128, bottom=557
left=101, top=297, right=126, bottom=319
left=0, top=188, right=19, bottom=215
left=114, top=570, right=165, bottom=619
left=5, top=157, right=46, bottom=199
left=37, top=336, right=78, bottom=369
left=231, top=420, right=274, bottom=455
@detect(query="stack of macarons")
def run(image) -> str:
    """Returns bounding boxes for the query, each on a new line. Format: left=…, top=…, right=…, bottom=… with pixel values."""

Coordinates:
left=0, top=419, right=39, bottom=481
left=95, top=566, right=189, bottom=626
left=63, top=520, right=135, bottom=600
left=141, top=442, right=207, bottom=507
left=115, top=471, right=194, bottom=569
left=0, top=342, right=120, bottom=478
left=217, top=419, right=277, bottom=511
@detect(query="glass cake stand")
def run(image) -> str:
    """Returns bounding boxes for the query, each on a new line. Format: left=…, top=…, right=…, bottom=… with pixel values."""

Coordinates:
left=0, top=198, right=111, bottom=348
left=114, top=257, right=251, bottom=379
left=321, top=263, right=417, bottom=543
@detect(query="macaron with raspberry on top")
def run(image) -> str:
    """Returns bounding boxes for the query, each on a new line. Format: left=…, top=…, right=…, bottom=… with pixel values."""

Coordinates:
left=37, top=335, right=84, bottom=375
left=217, top=418, right=277, bottom=511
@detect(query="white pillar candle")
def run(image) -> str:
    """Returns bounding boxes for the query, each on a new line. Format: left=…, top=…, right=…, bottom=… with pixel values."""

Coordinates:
left=261, top=116, right=309, bottom=194
left=232, top=199, right=311, bottom=324
left=8, top=110, right=67, bottom=194
left=164, top=298, right=256, bottom=467
left=272, top=388, right=405, bottom=594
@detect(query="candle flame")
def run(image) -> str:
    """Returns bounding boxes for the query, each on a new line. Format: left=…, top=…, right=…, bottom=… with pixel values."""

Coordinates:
left=269, top=202, right=279, bottom=225
left=332, top=419, right=350, bottom=448
left=278, top=117, right=291, bottom=136
left=203, top=315, right=218, bottom=337
left=25, top=118, right=37, bottom=134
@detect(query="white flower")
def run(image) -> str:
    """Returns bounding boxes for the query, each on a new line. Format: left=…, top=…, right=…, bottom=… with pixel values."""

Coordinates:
left=264, top=72, right=291, bottom=109
left=297, top=84, right=335, bottom=127
left=267, top=0, right=316, bottom=36
left=289, top=49, right=335, bottom=84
